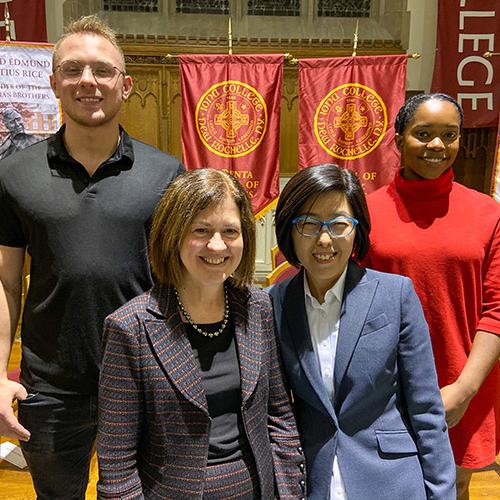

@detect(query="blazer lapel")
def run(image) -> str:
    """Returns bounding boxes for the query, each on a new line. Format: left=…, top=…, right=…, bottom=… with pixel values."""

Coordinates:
left=230, top=285, right=262, bottom=406
left=145, top=284, right=208, bottom=415
left=283, top=272, right=336, bottom=421
left=334, top=262, right=378, bottom=395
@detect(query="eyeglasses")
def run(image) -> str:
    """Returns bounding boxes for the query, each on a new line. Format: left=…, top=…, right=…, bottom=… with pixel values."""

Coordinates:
left=55, top=60, right=125, bottom=83
left=292, top=215, right=358, bottom=238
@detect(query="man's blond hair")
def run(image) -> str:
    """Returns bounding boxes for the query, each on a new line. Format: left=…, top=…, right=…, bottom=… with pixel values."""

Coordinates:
left=52, top=15, right=125, bottom=70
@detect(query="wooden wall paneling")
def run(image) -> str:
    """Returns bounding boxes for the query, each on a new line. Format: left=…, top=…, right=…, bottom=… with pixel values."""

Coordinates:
left=163, top=65, right=182, bottom=160
left=485, top=126, right=498, bottom=194
left=455, top=127, right=496, bottom=194
left=280, top=67, right=299, bottom=175
left=121, top=65, right=162, bottom=149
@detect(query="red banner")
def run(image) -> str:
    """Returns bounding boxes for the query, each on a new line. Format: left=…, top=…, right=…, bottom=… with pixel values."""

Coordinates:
left=179, top=54, right=283, bottom=218
left=0, top=0, right=47, bottom=42
left=298, top=55, right=407, bottom=193
left=431, top=0, right=500, bottom=128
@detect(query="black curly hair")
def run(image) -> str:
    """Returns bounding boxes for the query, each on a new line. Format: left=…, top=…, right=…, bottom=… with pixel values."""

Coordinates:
left=275, top=164, right=371, bottom=265
left=394, top=93, right=463, bottom=135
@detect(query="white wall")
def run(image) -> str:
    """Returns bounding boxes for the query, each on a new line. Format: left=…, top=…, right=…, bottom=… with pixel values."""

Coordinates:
left=405, top=0, right=438, bottom=92
left=45, top=0, right=65, bottom=43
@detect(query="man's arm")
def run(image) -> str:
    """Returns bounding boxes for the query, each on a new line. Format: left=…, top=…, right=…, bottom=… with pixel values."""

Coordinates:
left=0, top=244, right=30, bottom=440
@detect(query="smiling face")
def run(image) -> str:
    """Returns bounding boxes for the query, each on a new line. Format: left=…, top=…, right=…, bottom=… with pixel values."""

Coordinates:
left=50, top=33, right=133, bottom=130
left=179, top=195, right=244, bottom=292
left=292, top=191, right=355, bottom=303
left=397, top=99, right=461, bottom=181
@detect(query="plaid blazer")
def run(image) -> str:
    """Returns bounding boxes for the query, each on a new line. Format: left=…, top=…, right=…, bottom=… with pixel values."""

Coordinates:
left=97, top=282, right=306, bottom=499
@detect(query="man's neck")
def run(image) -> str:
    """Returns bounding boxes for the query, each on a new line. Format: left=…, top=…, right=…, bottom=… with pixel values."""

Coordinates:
left=63, top=120, right=121, bottom=176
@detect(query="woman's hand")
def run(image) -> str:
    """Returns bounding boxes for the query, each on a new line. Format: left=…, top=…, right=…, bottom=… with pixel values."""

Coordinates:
left=440, top=331, right=500, bottom=428
left=440, top=381, right=473, bottom=428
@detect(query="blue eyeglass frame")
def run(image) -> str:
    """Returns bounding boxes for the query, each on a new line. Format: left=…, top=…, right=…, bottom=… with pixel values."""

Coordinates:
left=291, top=215, right=358, bottom=238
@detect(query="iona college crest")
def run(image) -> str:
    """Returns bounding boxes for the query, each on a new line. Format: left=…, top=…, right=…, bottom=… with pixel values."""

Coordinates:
left=196, top=80, right=267, bottom=158
left=314, top=83, right=388, bottom=160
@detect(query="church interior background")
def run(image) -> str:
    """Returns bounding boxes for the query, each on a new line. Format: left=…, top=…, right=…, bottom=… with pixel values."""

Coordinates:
left=30, top=1, right=500, bottom=279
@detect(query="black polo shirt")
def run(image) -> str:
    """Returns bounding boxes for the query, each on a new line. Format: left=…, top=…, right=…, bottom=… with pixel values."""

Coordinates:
left=0, top=126, right=184, bottom=394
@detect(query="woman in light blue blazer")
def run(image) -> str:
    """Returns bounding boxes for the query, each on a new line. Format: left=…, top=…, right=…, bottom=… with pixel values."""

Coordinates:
left=268, top=164, right=455, bottom=500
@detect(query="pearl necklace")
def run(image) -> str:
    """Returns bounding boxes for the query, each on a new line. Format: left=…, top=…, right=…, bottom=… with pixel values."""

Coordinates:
left=174, top=286, right=229, bottom=338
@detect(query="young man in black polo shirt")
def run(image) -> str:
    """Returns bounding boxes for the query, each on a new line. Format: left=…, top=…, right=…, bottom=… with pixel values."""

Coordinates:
left=0, top=16, right=184, bottom=499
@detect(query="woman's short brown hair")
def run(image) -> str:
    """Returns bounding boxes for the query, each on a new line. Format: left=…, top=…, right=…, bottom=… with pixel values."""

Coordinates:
left=149, top=168, right=256, bottom=288
left=275, top=164, right=371, bottom=266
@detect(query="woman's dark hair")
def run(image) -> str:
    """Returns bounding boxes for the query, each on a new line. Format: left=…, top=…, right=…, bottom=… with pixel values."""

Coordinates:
left=394, top=93, right=463, bottom=135
left=275, top=164, right=371, bottom=266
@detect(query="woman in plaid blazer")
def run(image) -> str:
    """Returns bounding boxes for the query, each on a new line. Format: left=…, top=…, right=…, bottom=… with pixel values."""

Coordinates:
left=97, top=169, right=306, bottom=500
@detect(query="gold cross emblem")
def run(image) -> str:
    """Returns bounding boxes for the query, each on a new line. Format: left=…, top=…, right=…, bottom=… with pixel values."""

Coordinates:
left=334, top=104, right=368, bottom=141
left=214, top=99, right=250, bottom=139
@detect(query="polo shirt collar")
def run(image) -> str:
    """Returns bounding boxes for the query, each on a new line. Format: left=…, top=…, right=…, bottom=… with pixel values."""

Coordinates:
left=47, top=124, right=135, bottom=174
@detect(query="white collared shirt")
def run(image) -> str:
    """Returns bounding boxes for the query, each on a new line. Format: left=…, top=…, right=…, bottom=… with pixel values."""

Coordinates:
left=304, top=268, right=348, bottom=500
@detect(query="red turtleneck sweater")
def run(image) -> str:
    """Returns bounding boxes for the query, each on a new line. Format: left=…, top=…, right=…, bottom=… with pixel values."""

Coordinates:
left=365, top=168, right=500, bottom=468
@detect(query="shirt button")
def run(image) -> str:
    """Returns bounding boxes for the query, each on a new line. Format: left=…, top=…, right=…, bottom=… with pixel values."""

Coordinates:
left=324, top=369, right=330, bottom=377
left=297, top=446, right=303, bottom=454
left=322, top=341, right=328, bottom=348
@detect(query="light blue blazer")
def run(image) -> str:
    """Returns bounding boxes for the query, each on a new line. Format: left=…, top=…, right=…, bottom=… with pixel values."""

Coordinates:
left=268, top=261, right=455, bottom=500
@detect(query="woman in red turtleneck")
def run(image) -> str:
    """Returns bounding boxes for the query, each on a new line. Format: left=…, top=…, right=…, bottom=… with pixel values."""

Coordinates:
left=365, top=93, right=500, bottom=500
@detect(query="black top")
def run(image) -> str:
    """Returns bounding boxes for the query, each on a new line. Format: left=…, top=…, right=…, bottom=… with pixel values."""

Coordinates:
left=0, top=126, right=184, bottom=394
left=185, top=318, right=247, bottom=464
